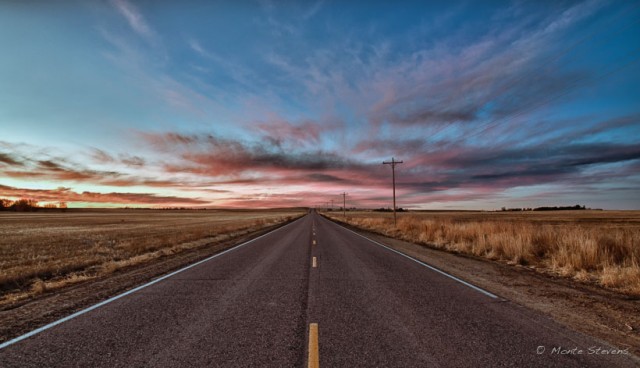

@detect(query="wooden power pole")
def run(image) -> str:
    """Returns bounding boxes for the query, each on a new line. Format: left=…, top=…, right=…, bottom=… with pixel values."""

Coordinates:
left=341, top=192, right=347, bottom=219
left=383, top=157, right=403, bottom=225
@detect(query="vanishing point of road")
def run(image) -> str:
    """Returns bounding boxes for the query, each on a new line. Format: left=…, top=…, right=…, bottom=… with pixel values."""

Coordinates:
left=0, top=211, right=636, bottom=367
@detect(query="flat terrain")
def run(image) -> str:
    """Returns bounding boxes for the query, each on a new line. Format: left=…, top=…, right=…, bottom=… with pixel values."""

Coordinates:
left=323, top=210, right=640, bottom=295
left=0, top=211, right=637, bottom=367
left=0, top=209, right=305, bottom=306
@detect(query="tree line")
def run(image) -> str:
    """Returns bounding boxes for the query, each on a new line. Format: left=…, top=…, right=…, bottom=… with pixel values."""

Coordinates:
left=501, top=205, right=588, bottom=212
left=0, top=198, right=67, bottom=212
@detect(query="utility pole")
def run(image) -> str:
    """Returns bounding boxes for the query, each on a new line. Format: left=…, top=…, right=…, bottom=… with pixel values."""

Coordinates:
left=330, top=200, right=334, bottom=211
left=341, top=192, right=347, bottom=219
left=383, top=157, right=403, bottom=225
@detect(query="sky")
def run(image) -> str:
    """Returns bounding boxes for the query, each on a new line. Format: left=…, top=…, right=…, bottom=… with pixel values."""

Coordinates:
left=0, top=0, right=639, bottom=210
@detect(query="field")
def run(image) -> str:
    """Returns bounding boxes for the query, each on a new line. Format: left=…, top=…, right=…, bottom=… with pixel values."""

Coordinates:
left=0, top=209, right=305, bottom=305
left=323, top=210, right=640, bottom=295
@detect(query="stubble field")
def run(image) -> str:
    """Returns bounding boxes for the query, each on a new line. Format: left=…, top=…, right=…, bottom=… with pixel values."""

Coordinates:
left=0, top=209, right=305, bottom=305
left=323, top=210, right=640, bottom=295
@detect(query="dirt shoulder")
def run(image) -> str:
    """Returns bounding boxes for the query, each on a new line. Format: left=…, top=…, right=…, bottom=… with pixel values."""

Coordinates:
left=327, top=217, right=640, bottom=356
left=0, top=217, right=301, bottom=344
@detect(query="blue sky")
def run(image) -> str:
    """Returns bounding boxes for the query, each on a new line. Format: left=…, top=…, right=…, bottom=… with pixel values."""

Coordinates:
left=0, top=0, right=639, bottom=209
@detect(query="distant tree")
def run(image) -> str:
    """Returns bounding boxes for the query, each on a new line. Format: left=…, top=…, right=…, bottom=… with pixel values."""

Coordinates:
left=373, top=208, right=392, bottom=212
left=0, top=198, right=11, bottom=211
left=533, top=205, right=587, bottom=211
left=28, top=199, right=39, bottom=210
left=43, top=203, right=58, bottom=209
left=58, top=202, right=68, bottom=211
left=10, top=198, right=39, bottom=212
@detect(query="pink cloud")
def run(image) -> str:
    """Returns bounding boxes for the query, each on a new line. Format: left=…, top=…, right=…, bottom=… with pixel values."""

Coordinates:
left=0, top=184, right=209, bottom=206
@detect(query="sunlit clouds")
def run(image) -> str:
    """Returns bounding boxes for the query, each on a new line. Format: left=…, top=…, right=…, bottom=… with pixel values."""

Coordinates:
left=0, top=1, right=639, bottom=209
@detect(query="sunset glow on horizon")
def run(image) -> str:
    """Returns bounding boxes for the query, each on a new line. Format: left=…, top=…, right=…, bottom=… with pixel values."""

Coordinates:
left=1, top=1, right=639, bottom=210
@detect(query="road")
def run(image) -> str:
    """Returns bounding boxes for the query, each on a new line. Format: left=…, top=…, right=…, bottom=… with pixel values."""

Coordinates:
left=0, top=211, right=636, bottom=367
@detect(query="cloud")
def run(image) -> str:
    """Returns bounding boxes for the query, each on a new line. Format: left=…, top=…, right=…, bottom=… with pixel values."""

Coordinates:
left=135, top=116, right=640, bottom=208
left=0, top=184, right=208, bottom=206
left=258, top=1, right=603, bottom=136
left=438, top=143, right=640, bottom=172
left=188, top=39, right=206, bottom=55
left=6, top=158, right=120, bottom=182
left=139, top=131, right=200, bottom=148
left=120, top=154, right=145, bottom=167
left=568, top=114, right=640, bottom=141
left=99, top=9, right=225, bottom=119
left=0, top=152, right=23, bottom=167
left=0, top=146, right=179, bottom=189
left=3, top=2, right=636, bottom=209
left=110, top=0, right=154, bottom=39
left=352, top=138, right=428, bottom=156
left=140, top=131, right=368, bottom=177
left=253, top=118, right=341, bottom=148
left=303, top=1, right=324, bottom=20
left=90, top=148, right=115, bottom=164
left=344, top=128, right=640, bottom=203
left=194, top=172, right=361, bottom=189
left=91, top=148, right=145, bottom=167
left=365, top=37, right=589, bottom=130
left=217, top=190, right=336, bottom=209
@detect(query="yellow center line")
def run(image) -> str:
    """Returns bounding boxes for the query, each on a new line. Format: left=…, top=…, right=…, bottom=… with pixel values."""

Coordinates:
left=312, top=257, right=317, bottom=268
left=308, top=323, right=319, bottom=368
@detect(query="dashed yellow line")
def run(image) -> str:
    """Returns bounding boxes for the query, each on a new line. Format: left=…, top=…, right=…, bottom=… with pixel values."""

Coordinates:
left=312, top=257, right=317, bottom=268
left=308, top=323, right=319, bottom=368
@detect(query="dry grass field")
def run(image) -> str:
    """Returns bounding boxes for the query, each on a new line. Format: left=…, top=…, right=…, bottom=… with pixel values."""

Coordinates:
left=0, top=209, right=305, bottom=304
left=323, top=210, right=640, bottom=295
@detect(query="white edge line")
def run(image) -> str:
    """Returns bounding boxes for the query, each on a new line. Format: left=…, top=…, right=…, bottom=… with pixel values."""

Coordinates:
left=0, top=216, right=306, bottom=350
left=328, top=218, right=499, bottom=299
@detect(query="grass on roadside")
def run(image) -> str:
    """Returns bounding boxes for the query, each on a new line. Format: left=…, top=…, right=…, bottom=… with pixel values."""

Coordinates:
left=0, top=209, right=305, bottom=305
left=324, top=211, right=640, bottom=295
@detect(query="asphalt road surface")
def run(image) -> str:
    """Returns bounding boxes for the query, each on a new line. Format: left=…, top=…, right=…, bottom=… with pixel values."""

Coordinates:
left=0, top=211, right=637, bottom=367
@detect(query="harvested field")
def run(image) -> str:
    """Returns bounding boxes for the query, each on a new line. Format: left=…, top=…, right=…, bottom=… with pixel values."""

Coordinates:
left=322, top=210, right=640, bottom=295
left=0, top=209, right=305, bottom=305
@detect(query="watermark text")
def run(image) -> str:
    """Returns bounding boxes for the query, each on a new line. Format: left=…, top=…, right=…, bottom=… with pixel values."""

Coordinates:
left=536, top=345, right=629, bottom=356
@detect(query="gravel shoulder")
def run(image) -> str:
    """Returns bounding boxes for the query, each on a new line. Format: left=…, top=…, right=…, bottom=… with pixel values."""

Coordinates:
left=328, top=217, right=640, bottom=356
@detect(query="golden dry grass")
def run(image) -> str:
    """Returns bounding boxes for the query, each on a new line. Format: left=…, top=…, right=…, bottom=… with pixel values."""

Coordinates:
left=0, top=209, right=304, bottom=302
left=324, top=210, right=640, bottom=295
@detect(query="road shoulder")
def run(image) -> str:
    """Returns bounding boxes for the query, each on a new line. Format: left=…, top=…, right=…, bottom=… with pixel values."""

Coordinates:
left=0, top=217, right=302, bottom=344
left=326, top=217, right=640, bottom=356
